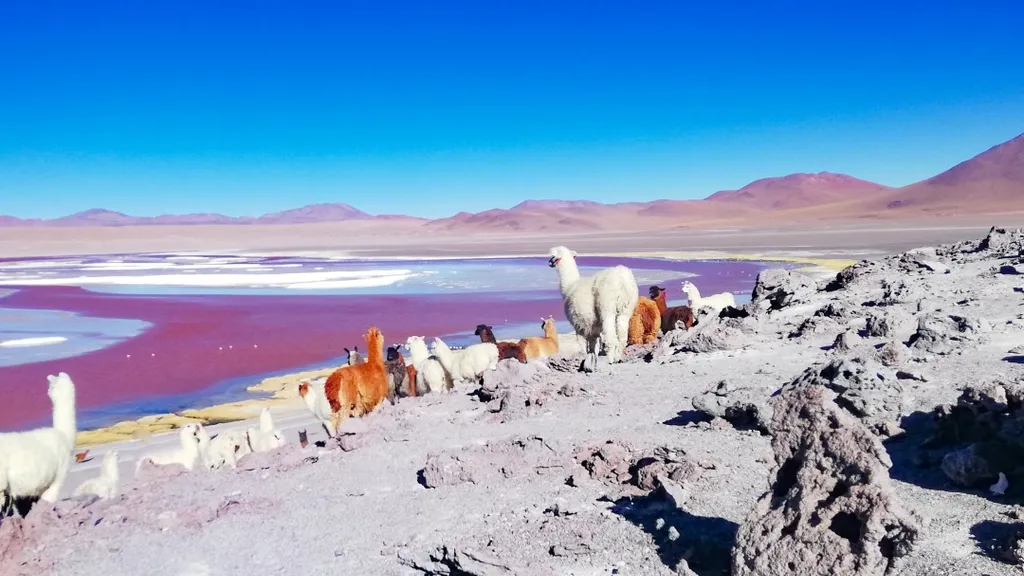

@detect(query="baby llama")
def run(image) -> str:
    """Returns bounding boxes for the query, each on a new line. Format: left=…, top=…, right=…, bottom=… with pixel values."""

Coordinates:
left=627, top=296, right=662, bottom=345
left=0, top=372, right=77, bottom=515
left=245, top=407, right=286, bottom=452
left=200, top=428, right=250, bottom=470
left=681, top=280, right=736, bottom=316
left=73, top=450, right=119, bottom=500
left=519, top=317, right=560, bottom=360
left=405, top=336, right=453, bottom=393
left=430, top=337, right=499, bottom=385
left=135, top=423, right=203, bottom=475
left=547, top=246, right=638, bottom=370
left=648, top=286, right=696, bottom=332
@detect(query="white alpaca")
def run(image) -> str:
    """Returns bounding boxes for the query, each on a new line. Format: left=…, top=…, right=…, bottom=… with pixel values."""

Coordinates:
left=0, top=372, right=77, bottom=512
left=298, top=379, right=336, bottom=438
left=547, top=246, right=638, bottom=370
left=73, top=450, right=119, bottom=500
left=245, top=407, right=286, bottom=453
left=194, top=424, right=250, bottom=470
left=681, top=280, right=736, bottom=315
left=135, top=423, right=203, bottom=475
left=430, top=337, right=499, bottom=385
left=405, top=336, right=453, bottom=393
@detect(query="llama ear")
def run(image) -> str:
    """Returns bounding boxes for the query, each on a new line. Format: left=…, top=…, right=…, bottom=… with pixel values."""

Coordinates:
left=344, top=347, right=350, bottom=353
left=570, top=251, right=577, bottom=258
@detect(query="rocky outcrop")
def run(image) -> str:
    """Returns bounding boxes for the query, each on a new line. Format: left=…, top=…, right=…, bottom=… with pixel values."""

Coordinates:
left=926, top=380, right=1024, bottom=488
left=781, top=356, right=909, bottom=437
left=908, top=313, right=990, bottom=355
left=732, top=385, right=920, bottom=576
left=751, top=269, right=817, bottom=311
left=690, top=380, right=772, bottom=435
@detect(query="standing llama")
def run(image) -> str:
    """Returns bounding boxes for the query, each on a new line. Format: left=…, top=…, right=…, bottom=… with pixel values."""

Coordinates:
left=548, top=246, right=638, bottom=370
left=430, top=337, right=498, bottom=386
left=323, top=327, right=390, bottom=434
left=519, top=317, right=560, bottom=360
left=73, top=450, right=119, bottom=500
left=627, top=296, right=662, bottom=345
left=385, top=345, right=423, bottom=400
left=298, top=380, right=338, bottom=438
left=405, top=336, right=453, bottom=393
left=649, top=286, right=696, bottom=332
left=0, top=372, right=77, bottom=516
left=681, top=280, right=736, bottom=316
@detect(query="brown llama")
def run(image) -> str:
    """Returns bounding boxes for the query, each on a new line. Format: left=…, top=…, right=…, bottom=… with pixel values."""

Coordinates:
left=627, top=296, right=661, bottom=345
left=474, top=324, right=527, bottom=363
left=649, top=285, right=695, bottom=332
left=519, top=316, right=560, bottom=360
left=323, top=327, right=389, bottom=434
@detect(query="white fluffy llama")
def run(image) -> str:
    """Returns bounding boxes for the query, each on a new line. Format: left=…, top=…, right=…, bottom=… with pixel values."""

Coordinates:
left=0, top=372, right=77, bottom=514
left=135, top=423, right=203, bottom=475
left=73, top=450, right=119, bottom=500
left=405, top=336, right=453, bottom=393
left=547, top=246, right=638, bottom=370
left=194, top=423, right=250, bottom=470
left=298, top=379, right=336, bottom=438
left=430, top=337, right=498, bottom=385
left=681, top=280, right=736, bottom=315
left=246, top=407, right=285, bottom=452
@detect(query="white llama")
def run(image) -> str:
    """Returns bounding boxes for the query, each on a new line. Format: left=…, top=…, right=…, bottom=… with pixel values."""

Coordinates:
left=430, top=337, right=498, bottom=385
left=245, top=407, right=286, bottom=452
left=0, top=372, right=77, bottom=514
left=405, top=336, right=453, bottom=393
left=681, top=280, right=736, bottom=315
left=547, top=246, right=638, bottom=370
left=135, top=423, right=203, bottom=475
left=73, top=450, right=120, bottom=500
left=298, top=380, right=336, bottom=438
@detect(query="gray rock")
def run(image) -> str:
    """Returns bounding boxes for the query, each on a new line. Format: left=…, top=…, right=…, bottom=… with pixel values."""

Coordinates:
left=731, top=385, right=920, bottom=576
left=915, top=259, right=950, bottom=274
left=397, top=545, right=518, bottom=575
left=790, top=315, right=843, bottom=339
left=830, top=331, right=862, bottom=355
left=690, top=380, right=772, bottom=434
left=875, top=341, right=909, bottom=368
left=941, top=444, right=1002, bottom=487
left=908, top=313, right=988, bottom=354
left=677, top=321, right=749, bottom=353
left=751, top=268, right=817, bottom=311
left=878, top=279, right=926, bottom=306
left=781, top=356, right=909, bottom=436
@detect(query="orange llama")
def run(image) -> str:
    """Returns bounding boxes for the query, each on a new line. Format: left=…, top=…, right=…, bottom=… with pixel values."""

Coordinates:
left=519, top=316, right=560, bottom=359
left=627, top=296, right=661, bottom=345
left=323, top=327, right=389, bottom=433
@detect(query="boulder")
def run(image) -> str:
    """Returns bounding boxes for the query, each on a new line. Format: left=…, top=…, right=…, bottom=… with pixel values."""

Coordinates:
left=731, top=386, right=920, bottom=576
left=690, top=380, right=772, bottom=434
left=751, top=269, right=817, bottom=311
left=908, top=313, right=989, bottom=355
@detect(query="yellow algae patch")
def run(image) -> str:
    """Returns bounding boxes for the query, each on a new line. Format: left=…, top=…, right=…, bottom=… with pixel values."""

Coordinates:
left=246, top=367, right=336, bottom=398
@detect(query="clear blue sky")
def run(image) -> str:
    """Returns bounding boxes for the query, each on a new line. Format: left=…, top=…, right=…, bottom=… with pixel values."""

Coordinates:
left=1, top=1, right=1022, bottom=219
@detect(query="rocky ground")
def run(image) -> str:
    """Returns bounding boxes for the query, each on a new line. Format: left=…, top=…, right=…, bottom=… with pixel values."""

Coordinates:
left=5, top=226, right=1024, bottom=575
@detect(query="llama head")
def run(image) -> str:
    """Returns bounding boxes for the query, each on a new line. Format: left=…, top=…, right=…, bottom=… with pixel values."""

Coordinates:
left=180, top=423, right=202, bottom=448
left=431, top=337, right=449, bottom=352
left=46, top=371, right=76, bottom=404
left=473, top=324, right=493, bottom=336
left=405, top=335, right=425, bottom=349
left=681, top=280, right=697, bottom=296
left=649, top=285, right=665, bottom=299
left=363, top=327, right=384, bottom=358
left=297, top=381, right=310, bottom=398
left=547, top=246, right=577, bottom=268
left=386, top=346, right=401, bottom=362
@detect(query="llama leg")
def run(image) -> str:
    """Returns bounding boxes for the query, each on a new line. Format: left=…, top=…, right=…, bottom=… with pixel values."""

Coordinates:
left=599, top=310, right=619, bottom=362
left=39, top=471, right=67, bottom=504
left=581, top=336, right=599, bottom=373
left=614, top=312, right=631, bottom=362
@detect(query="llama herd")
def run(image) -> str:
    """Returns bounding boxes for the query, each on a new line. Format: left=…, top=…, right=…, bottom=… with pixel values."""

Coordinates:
left=297, top=245, right=737, bottom=435
left=0, top=245, right=733, bottom=520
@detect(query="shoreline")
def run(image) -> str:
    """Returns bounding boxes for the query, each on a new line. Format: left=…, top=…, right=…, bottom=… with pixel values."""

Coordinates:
left=70, top=251, right=854, bottom=448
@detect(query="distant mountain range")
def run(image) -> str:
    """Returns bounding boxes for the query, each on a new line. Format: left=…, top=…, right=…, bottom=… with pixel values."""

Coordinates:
left=3, top=132, right=1022, bottom=232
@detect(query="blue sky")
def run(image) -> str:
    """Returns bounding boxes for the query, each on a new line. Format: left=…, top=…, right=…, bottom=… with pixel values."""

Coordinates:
left=1, top=1, right=1022, bottom=219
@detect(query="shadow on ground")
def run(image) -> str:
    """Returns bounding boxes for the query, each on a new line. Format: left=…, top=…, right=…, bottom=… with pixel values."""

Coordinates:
left=662, top=410, right=713, bottom=427
left=970, top=519, right=1022, bottom=565
left=611, top=488, right=737, bottom=576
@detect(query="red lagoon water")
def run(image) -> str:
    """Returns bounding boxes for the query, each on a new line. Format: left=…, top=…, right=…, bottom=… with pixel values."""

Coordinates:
left=0, top=286, right=566, bottom=431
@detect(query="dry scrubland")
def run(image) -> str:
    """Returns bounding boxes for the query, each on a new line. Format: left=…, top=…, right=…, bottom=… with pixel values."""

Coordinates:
left=6, top=227, right=1024, bottom=575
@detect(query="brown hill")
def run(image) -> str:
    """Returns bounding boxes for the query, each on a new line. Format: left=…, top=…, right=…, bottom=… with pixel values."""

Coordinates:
left=705, top=172, right=891, bottom=210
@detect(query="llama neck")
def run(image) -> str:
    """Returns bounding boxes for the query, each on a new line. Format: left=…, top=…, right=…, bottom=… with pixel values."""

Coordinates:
left=103, top=456, right=119, bottom=481
left=479, top=330, right=496, bottom=344
left=653, top=294, right=668, bottom=313
left=367, top=337, right=384, bottom=365
left=433, top=344, right=453, bottom=371
left=685, top=285, right=701, bottom=304
left=52, top=397, right=77, bottom=445
left=555, top=262, right=580, bottom=296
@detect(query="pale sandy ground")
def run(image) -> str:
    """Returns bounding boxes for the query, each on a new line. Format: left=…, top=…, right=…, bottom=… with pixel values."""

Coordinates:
left=3, top=214, right=1023, bottom=260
